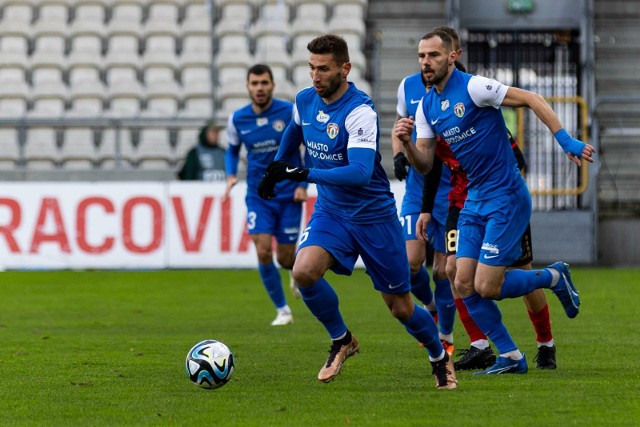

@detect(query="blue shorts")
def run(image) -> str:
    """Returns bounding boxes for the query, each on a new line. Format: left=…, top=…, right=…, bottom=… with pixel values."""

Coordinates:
left=400, top=211, right=446, bottom=254
left=456, top=183, right=531, bottom=266
left=299, top=211, right=411, bottom=294
left=245, top=196, right=302, bottom=244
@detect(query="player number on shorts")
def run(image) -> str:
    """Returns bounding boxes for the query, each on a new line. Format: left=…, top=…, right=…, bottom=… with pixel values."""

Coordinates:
left=446, top=229, right=458, bottom=253
left=247, top=211, right=257, bottom=230
left=299, top=226, right=311, bottom=244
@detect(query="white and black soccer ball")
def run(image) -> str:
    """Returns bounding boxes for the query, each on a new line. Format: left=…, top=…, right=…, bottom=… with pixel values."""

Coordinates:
left=185, top=340, right=235, bottom=389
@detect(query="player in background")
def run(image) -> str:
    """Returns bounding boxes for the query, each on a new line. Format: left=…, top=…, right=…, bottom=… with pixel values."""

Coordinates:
left=419, top=128, right=558, bottom=370
left=396, top=30, right=594, bottom=374
left=224, top=64, right=307, bottom=326
left=390, top=40, right=457, bottom=354
left=258, top=34, right=457, bottom=389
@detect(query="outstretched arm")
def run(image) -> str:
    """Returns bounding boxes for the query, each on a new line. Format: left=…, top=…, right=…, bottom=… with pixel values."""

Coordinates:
left=501, top=87, right=595, bottom=165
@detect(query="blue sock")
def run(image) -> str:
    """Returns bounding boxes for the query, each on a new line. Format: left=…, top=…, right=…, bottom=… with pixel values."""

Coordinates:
left=401, top=303, right=443, bottom=359
left=499, top=269, right=553, bottom=300
left=258, top=262, right=286, bottom=309
left=463, top=293, right=517, bottom=354
left=298, top=277, right=346, bottom=339
left=410, top=266, right=433, bottom=307
left=434, top=277, right=456, bottom=335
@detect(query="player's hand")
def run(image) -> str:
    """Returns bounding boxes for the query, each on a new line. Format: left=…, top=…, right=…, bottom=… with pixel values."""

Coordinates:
left=393, top=152, right=410, bottom=181
left=416, top=212, right=432, bottom=243
left=566, top=143, right=595, bottom=166
left=554, top=129, right=595, bottom=166
left=293, top=186, right=308, bottom=203
left=394, top=117, right=415, bottom=145
left=222, top=175, right=238, bottom=202
left=265, top=160, right=310, bottom=183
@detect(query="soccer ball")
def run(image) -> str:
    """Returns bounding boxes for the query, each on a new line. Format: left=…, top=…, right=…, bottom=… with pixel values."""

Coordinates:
left=185, top=340, right=235, bottom=389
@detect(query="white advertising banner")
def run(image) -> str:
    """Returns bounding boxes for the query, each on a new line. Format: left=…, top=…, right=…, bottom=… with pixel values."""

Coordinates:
left=0, top=181, right=405, bottom=270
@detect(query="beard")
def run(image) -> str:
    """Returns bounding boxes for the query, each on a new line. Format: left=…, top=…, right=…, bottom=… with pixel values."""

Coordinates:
left=423, top=65, right=448, bottom=87
left=251, top=93, right=272, bottom=109
left=315, top=73, right=343, bottom=99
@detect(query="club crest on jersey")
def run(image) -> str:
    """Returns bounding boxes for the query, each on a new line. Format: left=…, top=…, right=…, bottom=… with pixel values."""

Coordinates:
left=316, top=110, right=330, bottom=123
left=326, top=123, right=339, bottom=139
left=272, top=120, right=285, bottom=132
left=441, top=100, right=450, bottom=111
left=256, top=117, right=268, bottom=127
left=454, top=102, right=465, bottom=118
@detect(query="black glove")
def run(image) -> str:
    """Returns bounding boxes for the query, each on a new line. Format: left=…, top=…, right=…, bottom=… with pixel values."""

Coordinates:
left=393, top=152, right=409, bottom=181
left=258, top=161, right=309, bottom=200
left=258, top=173, right=277, bottom=200
left=265, top=161, right=309, bottom=182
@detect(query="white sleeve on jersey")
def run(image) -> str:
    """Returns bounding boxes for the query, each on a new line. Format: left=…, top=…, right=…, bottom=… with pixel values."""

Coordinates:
left=415, top=99, right=435, bottom=139
left=345, top=104, right=378, bottom=150
left=396, top=77, right=408, bottom=117
left=226, top=114, right=240, bottom=147
left=292, top=103, right=301, bottom=125
left=468, top=75, right=509, bottom=109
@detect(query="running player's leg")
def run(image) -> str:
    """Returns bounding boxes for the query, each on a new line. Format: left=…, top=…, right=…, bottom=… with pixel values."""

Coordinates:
left=402, top=213, right=435, bottom=313
left=248, top=198, right=292, bottom=325
left=483, top=187, right=580, bottom=318
left=456, top=202, right=527, bottom=375
left=359, top=218, right=456, bottom=389
left=275, top=200, right=303, bottom=299
left=428, top=217, right=456, bottom=352
left=511, top=229, right=556, bottom=369
left=292, top=213, right=358, bottom=382
left=444, top=207, right=495, bottom=370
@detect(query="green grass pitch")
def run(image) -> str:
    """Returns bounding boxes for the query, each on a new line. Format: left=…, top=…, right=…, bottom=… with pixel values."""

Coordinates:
left=0, top=268, right=638, bottom=426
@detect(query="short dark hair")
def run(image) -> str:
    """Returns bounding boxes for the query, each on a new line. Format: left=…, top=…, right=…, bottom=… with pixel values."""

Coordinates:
left=247, top=64, right=274, bottom=82
left=421, top=30, right=454, bottom=53
left=432, top=26, right=461, bottom=51
left=307, top=34, right=350, bottom=65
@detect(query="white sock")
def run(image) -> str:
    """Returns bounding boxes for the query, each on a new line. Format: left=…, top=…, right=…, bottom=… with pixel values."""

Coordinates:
left=429, top=349, right=446, bottom=363
left=537, top=340, right=554, bottom=348
left=470, top=339, right=490, bottom=350
left=500, top=350, right=524, bottom=360
left=547, top=268, right=561, bottom=288
left=277, top=305, right=291, bottom=315
left=439, top=332, right=453, bottom=344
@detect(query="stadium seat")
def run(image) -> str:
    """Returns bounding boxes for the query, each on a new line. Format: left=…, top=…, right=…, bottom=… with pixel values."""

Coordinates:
left=0, top=136, right=20, bottom=168
left=33, top=0, right=71, bottom=34
left=0, top=0, right=36, bottom=24
left=0, top=83, right=29, bottom=167
left=254, top=34, right=291, bottom=73
left=31, top=30, right=67, bottom=86
left=60, top=120, right=101, bottom=170
left=215, top=3, right=253, bottom=39
left=70, top=0, right=107, bottom=28
left=0, top=77, right=30, bottom=112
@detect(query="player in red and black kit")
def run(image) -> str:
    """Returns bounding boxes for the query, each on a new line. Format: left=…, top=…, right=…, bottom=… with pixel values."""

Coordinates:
left=418, top=116, right=557, bottom=371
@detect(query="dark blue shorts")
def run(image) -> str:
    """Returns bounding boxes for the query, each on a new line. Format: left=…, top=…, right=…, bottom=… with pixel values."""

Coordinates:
left=298, top=211, right=411, bottom=294
left=246, top=196, right=302, bottom=244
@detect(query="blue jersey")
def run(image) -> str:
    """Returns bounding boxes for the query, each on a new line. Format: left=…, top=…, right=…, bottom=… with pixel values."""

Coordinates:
left=226, top=98, right=302, bottom=201
left=279, top=83, right=397, bottom=224
left=396, top=72, right=451, bottom=221
left=416, top=68, right=522, bottom=201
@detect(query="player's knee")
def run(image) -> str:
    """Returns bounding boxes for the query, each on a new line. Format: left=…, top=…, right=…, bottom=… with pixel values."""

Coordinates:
left=475, top=280, right=500, bottom=300
left=445, top=262, right=456, bottom=285
left=454, top=277, right=474, bottom=298
left=387, top=297, right=413, bottom=322
left=291, top=262, right=322, bottom=287
left=408, top=258, right=423, bottom=275
left=276, top=253, right=294, bottom=270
